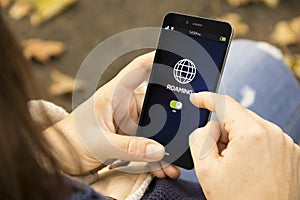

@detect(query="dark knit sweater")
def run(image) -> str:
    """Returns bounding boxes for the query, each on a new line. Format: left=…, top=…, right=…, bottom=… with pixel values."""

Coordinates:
left=67, top=177, right=107, bottom=200
left=141, top=178, right=206, bottom=200
left=68, top=177, right=206, bottom=200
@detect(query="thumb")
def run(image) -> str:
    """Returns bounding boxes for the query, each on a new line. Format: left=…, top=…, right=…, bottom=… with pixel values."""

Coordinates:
left=189, top=121, right=221, bottom=174
left=107, top=133, right=165, bottom=162
left=113, top=51, right=154, bottom=91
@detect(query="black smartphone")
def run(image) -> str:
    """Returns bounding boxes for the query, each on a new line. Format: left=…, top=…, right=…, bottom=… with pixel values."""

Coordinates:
left=136, top=13, right=233, bottom=169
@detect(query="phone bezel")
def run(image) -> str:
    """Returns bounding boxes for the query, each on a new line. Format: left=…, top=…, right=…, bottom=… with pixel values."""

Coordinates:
left=137, top=12, right=233, bottom=169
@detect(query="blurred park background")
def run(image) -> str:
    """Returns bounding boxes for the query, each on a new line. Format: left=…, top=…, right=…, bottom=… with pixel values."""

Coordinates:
left=1, top=0, right=299, bottom=111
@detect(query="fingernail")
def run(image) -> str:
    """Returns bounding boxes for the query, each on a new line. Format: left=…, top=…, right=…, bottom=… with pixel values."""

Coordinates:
left=189, top=130, right=199, bottom=145
left=145, top=144, right=165, bottom=160
left=199, top=134, right=216, bottom=160
left=189, top=93, right=197, bottom=104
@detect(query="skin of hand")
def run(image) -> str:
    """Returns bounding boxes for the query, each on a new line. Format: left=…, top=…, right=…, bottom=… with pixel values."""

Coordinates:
left=44, top=52, right=180, bottom=178
left=189, top=92, right=300, bottom=200
left=93, top=51, right=180, bottom=179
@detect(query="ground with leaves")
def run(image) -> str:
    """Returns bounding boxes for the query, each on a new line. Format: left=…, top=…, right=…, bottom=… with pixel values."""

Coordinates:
left=1, top=0, right=300, bottom=110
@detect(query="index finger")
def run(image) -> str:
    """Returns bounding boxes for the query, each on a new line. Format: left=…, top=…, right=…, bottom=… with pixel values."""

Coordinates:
left=190, top=92, right=252, bottom=134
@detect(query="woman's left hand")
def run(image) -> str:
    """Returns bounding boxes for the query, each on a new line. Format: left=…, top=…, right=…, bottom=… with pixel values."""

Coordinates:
left=93, top=51, right=180, bottom=179
left=46, top=52, right=180, bottom=178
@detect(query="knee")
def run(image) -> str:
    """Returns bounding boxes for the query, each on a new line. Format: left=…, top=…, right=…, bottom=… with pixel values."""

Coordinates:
left=225, top=39, right=286, bottom=73
left=230, top=39, right=283, bottom=61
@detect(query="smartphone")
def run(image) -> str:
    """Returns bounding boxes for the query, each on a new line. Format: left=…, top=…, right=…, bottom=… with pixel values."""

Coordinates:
left=136, top=13, right=233, bottom=169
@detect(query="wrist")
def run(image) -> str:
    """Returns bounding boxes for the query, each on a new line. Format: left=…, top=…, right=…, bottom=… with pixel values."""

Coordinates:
left=291, top=144, right=300, bottom=200
left=297, top=145, right=300, bottom=198
left=43, top=113, right=103, bottom=175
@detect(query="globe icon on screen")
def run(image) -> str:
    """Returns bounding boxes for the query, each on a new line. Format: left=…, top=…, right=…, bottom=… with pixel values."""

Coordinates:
left=173, top=58, right=196, bottom=84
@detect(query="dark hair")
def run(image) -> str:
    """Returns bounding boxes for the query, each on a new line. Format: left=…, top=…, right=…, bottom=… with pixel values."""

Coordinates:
left=0, top=13, right=70, bottom=199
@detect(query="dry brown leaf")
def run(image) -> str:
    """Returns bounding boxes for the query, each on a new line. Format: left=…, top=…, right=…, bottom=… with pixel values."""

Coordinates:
left=218, top=13, right=249, bottom=36
left=22, top=39, right=65, bottom=63
left=270, top=16, right=300, bottom=46
left=227, top=0, right=280, bottom=8
left=30, top=0, right=77, bottom=26
left=9, top=1, right=32, bottom=20
left=270, top=21, right=297, bottom=46
left=0, top=0, right=11, bottom=8
left=7, top=0, right=76, bottom=26
left=283, top=54, right=300, bottom=79
left=293, top=56, right=300, bottom=79
left=49, top=69, right=84, bottom=96
left=227, top=0, right=253, bottom=7
left=294, top=67, right=300, bottom=79
left=263, top=0, right=280, bottom=8
left=283, top=54, right=295, bottom=69
left=290, top=16, right=300, bottom=36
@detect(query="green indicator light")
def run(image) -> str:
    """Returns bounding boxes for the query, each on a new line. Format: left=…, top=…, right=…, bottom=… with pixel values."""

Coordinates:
left=170, top=100, right=183, bottom=110
left=220, top=36, right=226, bottom=42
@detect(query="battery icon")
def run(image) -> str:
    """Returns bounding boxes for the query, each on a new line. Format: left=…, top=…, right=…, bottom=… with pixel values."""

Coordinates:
left=170, top=100, right=183, bottom=110
left=219, top=36, right=226, bottom=42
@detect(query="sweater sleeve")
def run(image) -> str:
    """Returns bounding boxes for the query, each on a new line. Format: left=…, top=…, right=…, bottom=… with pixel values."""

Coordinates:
left=28, top=100, right=69, bottom=129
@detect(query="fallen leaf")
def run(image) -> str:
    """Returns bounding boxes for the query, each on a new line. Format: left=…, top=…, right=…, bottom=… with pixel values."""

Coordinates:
left=290, top=16, right=300, bottom=37
left=30, top=0, right=77, bottom=26
left=49, top=69, right=84, bottom=96
left=292, top=56, right=300, bottom=79
left=9, top=1, right=32, bottom=20
left=0, top=0, right=11, bottom=8
left=263, top=0, right=280, bottom=8
left=227, top=0, right=280, bottom=8
left=6, top=0, right=77, bottom=26
left=226, top=0, right=252, bottom=7
left=22, top=38, right=65, bottom=63
left=283, top=54, right=300, bottom=79
left=270, top=16, right=300, bottom=46
left=293, top=65, right=300, bottom=79
left=283, top=54, right=295, bottom=69
left=294, top=68, right=300, bottom=79
left=270, top=21, right=297, bottom=46
left=218, top=13, right=249, bottom=36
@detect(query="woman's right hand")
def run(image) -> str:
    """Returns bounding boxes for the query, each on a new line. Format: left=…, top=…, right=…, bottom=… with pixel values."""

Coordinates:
left=189, top=92, right=300, bottom=200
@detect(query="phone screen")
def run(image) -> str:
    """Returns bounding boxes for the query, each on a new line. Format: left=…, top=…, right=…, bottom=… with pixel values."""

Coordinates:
left=136, top=13, right=232, bottom=169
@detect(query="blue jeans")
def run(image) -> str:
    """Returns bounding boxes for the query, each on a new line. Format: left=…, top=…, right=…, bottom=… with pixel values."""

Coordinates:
left=180, top=39, right=300, bottom=183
